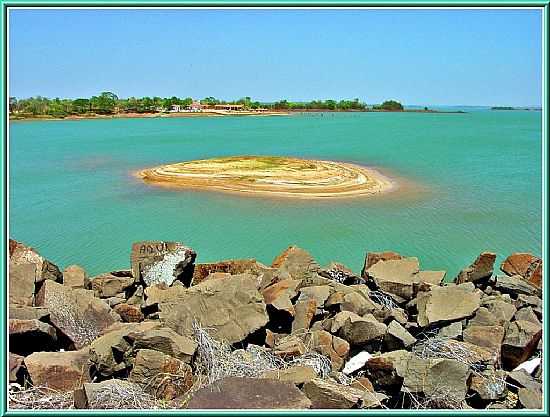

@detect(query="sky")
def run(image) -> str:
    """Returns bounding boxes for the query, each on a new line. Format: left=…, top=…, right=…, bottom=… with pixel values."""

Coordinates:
left=9, top=8, right=543, bottom=106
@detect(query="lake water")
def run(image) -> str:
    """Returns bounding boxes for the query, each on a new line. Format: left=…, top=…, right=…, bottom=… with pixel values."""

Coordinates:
left=9, top=110, right=542, bottom=278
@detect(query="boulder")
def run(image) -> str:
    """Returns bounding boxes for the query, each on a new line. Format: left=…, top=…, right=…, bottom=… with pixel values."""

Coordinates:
left=35, top=280, right=118, bottom=348
left=416, top=284, right=481, bottom=327
left=271, top=246, right=320, bottom=280
left=502, top=320, right=542, bottom=369
left=304, top=378, right=383, bottom=409
left=320, top=262, right=365, bottom=285
left=291, top=299, right=317, bottom=334
left=91, top=274, right=134, bottom=298
left=130, top=241, right=196, bottom=287
left=63, top=265, right=88, bottom=289
left=113, top=303, right=144, bottom=323
left=262, top=279, right=300, bottom=317
left=384, top=320, right=416, bottom=349
left=361, top=251, right=403, bottom=277
left=469, top=369, right=507, bottom=401
left=454, top=252, right=496, bottom=284
left=9, top=353, right=25, bottom=383
left=298, top=285, right=331, bottom=311
left=500, top=253, right=542, bottom=289
left=339, top=313, right=387, bottom=346
left=74, top=379, right=147, bottom=409
left=143, top=284, right=187, bottom=308
left=192, top=259, right=266, bottom=285
left=261, top=366, right=317, bottom=385
left=159, top=274, right=268, bottom=344
left=9, top=263, right=37, bottom=306
left=304, top=330, right=350, bottom=371
left=508, top=369, right=542, bottom=392
left=514, top=307, right=541, bottom=325
left=438, top=322, right=462, bottom=339
left=126, top=327, right=196, bottom=363
left=9, top=305, right=50, bottom=321
left=129, top=349, right=193, bottom=400
left=494, top=275, right=540, bottom=297
left=462, top=325, right=505, bottom=357
left=9, top=319, right=57, bottom=355
left=9, top=239, right=62, bottom=284
left=469, top=307, right=500, bottom=327
left=340, top=290, right=379, bottom=316
left=518, top=388, right=542, bottom=409
left=482, top=299, right=517, bottom=324
left=273, top=335, right=306, bottom=358
left=187, top=377, right=312, bottom=409
left=24, top=348, right=91, bottom=391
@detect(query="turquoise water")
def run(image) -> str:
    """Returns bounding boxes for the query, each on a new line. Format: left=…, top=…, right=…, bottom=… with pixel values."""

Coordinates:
left=9, top=110, right=542, bottom=278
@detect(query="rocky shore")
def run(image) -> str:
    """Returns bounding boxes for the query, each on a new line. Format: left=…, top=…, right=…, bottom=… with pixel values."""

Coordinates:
left=8, top=239, right=543, bottom=410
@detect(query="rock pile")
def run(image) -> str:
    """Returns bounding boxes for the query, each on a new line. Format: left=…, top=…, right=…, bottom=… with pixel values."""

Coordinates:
left=8, top=239, right=543, bottom=410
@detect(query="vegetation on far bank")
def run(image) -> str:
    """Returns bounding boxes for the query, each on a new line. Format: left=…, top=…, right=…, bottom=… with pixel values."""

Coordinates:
left=9, top=92, right=415, bottom=119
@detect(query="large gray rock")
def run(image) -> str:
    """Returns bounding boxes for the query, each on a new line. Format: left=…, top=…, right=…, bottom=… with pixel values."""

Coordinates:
left=454, top=252, right=496, bottom=284
left=416, top=284, right=481, bottom=327
left=338, top=313, right=387, bottom=346
left=63, top=265, right=88, bottom=289
left=24, top=348, right=91, bottom=391
left=9, top=263, right=37, bottom=306
left=361, top=251, right=403, bottom=277
left=187, top=377, right=312, bottom=409
left=131, top=241, right=196, bottom=287
left=35, top=280, right=118, bottom=349
left=91, top=274, right=134, bottom=298
left=462, top=325, right=505, bottom=357
left=502, top=320, right=542, bottom=369
left=494, top=275, right=540, bottom=297
left=159, top=274, right=268, bottom=344
left=126, top=327, right=196, bottom=363
left=9, top=239, right=62, bottom=285
left=271, top=246, right=320, bottom=280
left=384, top=320, right=416, bottom=349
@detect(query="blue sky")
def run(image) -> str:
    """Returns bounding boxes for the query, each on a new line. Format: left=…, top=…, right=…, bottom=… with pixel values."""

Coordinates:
left=9, top=8, right=543, bottom=106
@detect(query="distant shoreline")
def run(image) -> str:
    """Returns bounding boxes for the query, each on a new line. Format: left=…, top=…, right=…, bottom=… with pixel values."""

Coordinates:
left=9, top=108, right=465, bottom=122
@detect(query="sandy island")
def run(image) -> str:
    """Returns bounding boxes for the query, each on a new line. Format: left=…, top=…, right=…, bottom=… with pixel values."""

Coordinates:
left=136, top=156, right=395, bottom=199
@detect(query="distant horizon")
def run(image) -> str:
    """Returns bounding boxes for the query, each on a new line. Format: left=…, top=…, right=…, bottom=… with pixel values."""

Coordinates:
left=9, top=8, right=543, bottom=107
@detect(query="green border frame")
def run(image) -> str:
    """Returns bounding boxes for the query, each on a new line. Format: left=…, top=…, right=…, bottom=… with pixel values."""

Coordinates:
left=0, top=1, right=548, bottom=415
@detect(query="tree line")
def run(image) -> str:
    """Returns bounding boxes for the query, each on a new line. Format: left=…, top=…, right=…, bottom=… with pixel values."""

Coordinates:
left=9, top=92, right=404, bottom=117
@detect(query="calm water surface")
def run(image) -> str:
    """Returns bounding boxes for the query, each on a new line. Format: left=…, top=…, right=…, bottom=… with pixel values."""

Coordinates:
left=9, top=110, right=542, bottom=278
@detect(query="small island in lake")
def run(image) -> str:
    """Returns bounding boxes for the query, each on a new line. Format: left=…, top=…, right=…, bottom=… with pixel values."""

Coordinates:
left=137, top=156, right=395, bottom=199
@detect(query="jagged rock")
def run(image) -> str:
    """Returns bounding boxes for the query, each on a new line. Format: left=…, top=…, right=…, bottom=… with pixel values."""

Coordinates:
left=462, top=325, right=505, bottom=357
left=500, top=253, right=542, bottom=289
left=261, top=366, right=317, bottom=385
left=438, top=322, right=462, bottom=339
left=384, top=320, right=416, bottom=349
left=515, top=294, right=542, bottom=310
left=262, top=279, right=300, bottom=317
left=125, top=327, right=196, bottom=363
left=129, top=349, right=193, bottom=400
left=454, top=252, right=496, bottom=284
left=502, top=320, right=542, bottom=369
left=494, top=275, right=540, bottom=296
left=339, top=313, right=387, bottom=346
left=340, top=290, right=379, bottom=316
left=518, top=388, right=542, bottom=409
left=9, top=239, right=62, bottom=284
left=192, top=259, right=266, bottom=285
left=113, top=303, right=144, bottom=322
left=63, top=265, right=88, bottom=289
left=143, top=284, right=187, bottom=308
left=373, top=307, right=408, bottom=325
left=127, top=285, right=144, bottom=305
left=89, top=321, right=161, bottom=377
left=365, top=258, right=445, bottom=300
left=9, top=305, right=50, bottom=321
left=74, top=379, right=144, bottom=409
left=304, top=330, right=350, bottom=371
left=9, top=319, right=57, bottom=355
left=159, top=274, right=268, bottom=344
left=514, top=307, right=541, bottom=325
left=304, top=378, right=383, bottom=409
left=508, top=369, right=542, bottom=392
left=298, top=285, right=331, bottom=310
left=361, top=251, right=403, bottom=277
left=187, top=377, right=312, bottom=409
left=24, top=348, right=91, bottom=391
left=469, top=307, right=499, bottom=327
left=292, top=299, right=317, bottom=333
left=35, top=280, right=118, bottom=349
left=319, top=262, right=364, bottom=285
left=482, top=299, right=517, bottom=324
left=91, top=274, right=134, bottom=298
left=273, top=335, right=306, bottom=358
left=9, top=263, right=37, bottom=306
left=271, top=246, right=320, bottom=280
left=9, top=353, right=25, bottom=382
left=469, top=369, right=507, bottom=401
left=416, top=284, right=481, bottom=327
left=130, top=241, right=196, bottom=287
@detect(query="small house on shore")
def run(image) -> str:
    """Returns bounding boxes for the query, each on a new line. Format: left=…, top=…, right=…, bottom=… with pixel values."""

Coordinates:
left=187, top=101, right=203, bottom=112
left=214, top=104, right=244, bottom=111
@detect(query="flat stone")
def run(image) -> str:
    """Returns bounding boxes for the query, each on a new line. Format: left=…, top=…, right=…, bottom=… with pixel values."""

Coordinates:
left=339, top=313, right=387, bottom=346
left=273, top=335, right=307, bottom=358
left=508, top=370, right=542, bottom=392
left=438, top=322, right=462, bottom=339
left=9, top=263, right=37, bottom=306
left=361, top=251, right=403, bottom=277
left=500, top=253, right=542, bottom=289
left=365, top=258, right=420, bottom=299
left=63, top=265, right=88, bottom=289
left=494, top=275, right=539, bottom=296
left=319, top=262, right=365, bottom=285
left=298, top=285, right=331, bottom=310
left=91, top=274, right=134, bottom=298
left=129, top=349, right=193, bottom=400
left=9, top=319, right=58, bottom=355
left=24, top=348, right=91, bottom=391
left=159, top=274, right=268, bottom=344
left=143, top=284, right=187, bottom=308
left=74, top=379, right=145, bottom=409
left=261, top=366, right=316, bottom=385
left=384, top=320, right=416, bottom=349
left=262, top=279, right=300, bottom=316
left=463, top=325, right=505, bottom=356
left=502, top=320, right=542, bottom=369
left=340, top=290, right=379, bottom=316
left=35, top=280, right=118, bottom=349
left=416, top=284, right=481, bottom=327
left=127, top=327, right=196, bottom=363
left=9, top=305, right=50, bottom=321
left=187, top=376, right=312, bottom=409
left=514, top=307, right=541, bottom=325
left=271, top=246, right=320, bottom=280
left=292, top=299, right=317, bottom=334
left=483, top=299, right=517, bottom=324
left=131, top=241, right=196, bottom=287
left=518, top=387, right=542, bottom=409
left=454, top=252, right=496, bottom=284
left=304, top=378, right=380, bottom=409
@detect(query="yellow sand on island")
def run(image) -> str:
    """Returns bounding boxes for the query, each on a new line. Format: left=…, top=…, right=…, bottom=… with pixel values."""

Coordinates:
left=137, top=156, right=395, bottom=199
